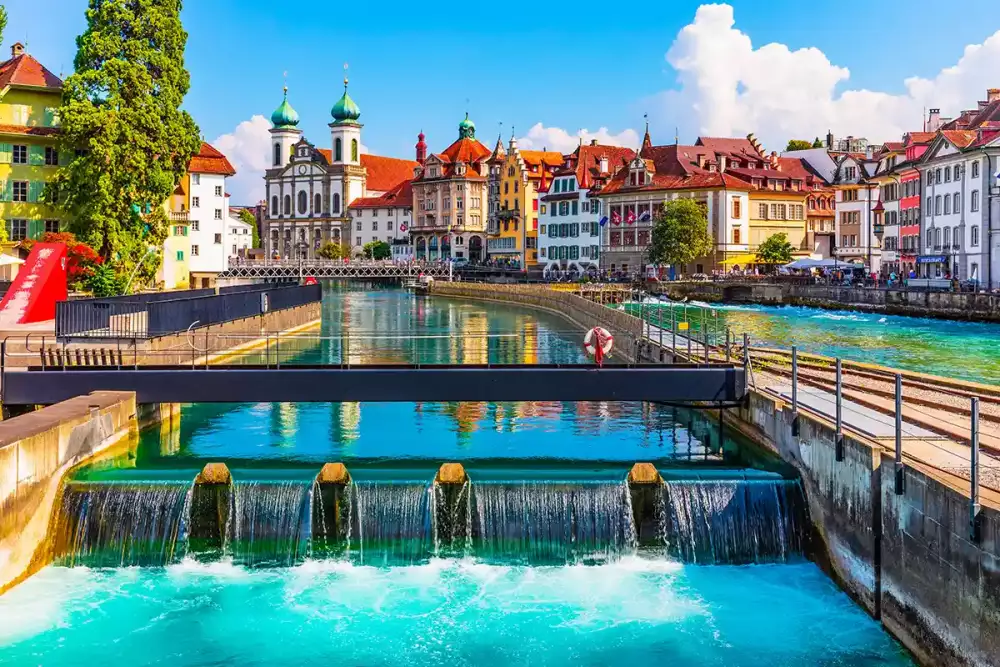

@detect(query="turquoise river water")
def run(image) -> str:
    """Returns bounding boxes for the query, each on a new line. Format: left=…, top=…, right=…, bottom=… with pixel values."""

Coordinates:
left=0, top=285, right=913, bottom=666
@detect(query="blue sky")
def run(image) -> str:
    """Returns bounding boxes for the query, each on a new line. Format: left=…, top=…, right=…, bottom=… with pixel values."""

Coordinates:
left=6, top=0, right=1000, bottom=202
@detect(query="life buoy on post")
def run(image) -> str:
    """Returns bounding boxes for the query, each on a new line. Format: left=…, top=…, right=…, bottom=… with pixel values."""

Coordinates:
left=583, top=327, right=614, bottom=366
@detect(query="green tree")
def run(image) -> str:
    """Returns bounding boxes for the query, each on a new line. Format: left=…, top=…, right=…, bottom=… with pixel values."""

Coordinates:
left=363, top=240, right=390, bottom=260
left=647, top=199, right=712, bottom=272
left=785, top=139, right=812, bottom=152
left=238, top=208, right=260, bottom=248
left=0, top=6, right=7, bottom=46
left=85, top=262, right=126, bottom=297
left=812, top=137, right=824, bottom=148
left=317, top=241, right=350, bottom=260
left=54, top=0, right=200, bottom=290
left=756, top=232, right=794, bottom=268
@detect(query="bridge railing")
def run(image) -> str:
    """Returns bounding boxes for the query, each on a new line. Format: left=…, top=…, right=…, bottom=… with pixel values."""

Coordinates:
left=56, top=283, right=319, bottom=340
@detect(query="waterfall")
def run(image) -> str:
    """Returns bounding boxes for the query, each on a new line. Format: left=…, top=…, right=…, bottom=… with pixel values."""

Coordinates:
left=53, top=481, right=193, bottom=567
left=472, top=481, right=637, bottom=564
left=348, top=482, right=432, bottom=565
left=659, top=479, right=806, bottom=564
left=226, top=481, right=312, bottom=567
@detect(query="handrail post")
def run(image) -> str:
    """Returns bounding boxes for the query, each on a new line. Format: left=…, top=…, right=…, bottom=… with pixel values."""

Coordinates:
left=725, top=327, right=731, bottom=363
left=970, top=396, right=982, bottom=542
left=791, top=345, right=799, bottom=435
left=835, top=358, right=844, bottom=461
left=894, top=373, right=904, bottom=494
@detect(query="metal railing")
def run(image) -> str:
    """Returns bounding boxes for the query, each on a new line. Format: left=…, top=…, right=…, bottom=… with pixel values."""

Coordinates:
left=55, top=282, right=318, bottom=339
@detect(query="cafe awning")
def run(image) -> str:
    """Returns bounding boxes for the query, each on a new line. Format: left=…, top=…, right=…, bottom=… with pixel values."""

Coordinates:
left=719, top=253, right=759, bottom=267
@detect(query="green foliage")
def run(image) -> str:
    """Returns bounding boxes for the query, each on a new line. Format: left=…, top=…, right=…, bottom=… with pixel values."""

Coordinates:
left=756, top=233, right=794, bottom=266
left=238, top=209, right=260, bottom=248
left=0, top=6, right=7, bottom=46
left=785, top=139, right=813, bottom=152
left=85, top=262, right=126, bottom=297
left=54, top=0, right=200, bottom=291
left=812, top=137, right=823, bottom=148
left=647, top=199, right=713, bottom=269
left=317, top=241, right=350, bottom=260
left=363, top=240, right=391, bottom=260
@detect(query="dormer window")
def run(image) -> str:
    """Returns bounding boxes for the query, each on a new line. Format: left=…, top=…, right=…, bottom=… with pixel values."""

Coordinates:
left=752, top=178, right=761, bottom=189
left=599, top=157, right=609, bottom=173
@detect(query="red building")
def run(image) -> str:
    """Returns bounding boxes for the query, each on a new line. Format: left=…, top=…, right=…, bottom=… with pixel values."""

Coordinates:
left=898, top=132, right=935, bottom=274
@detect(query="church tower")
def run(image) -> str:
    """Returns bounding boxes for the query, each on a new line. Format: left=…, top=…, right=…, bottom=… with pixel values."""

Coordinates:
left=329, top=76, right=363, bottom=166
left=269, top=86, right=301, bottom=169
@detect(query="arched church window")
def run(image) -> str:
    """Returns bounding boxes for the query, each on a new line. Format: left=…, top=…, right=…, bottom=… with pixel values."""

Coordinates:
left=298, top=191, right=308, bottom=214
left=333, top=193, right=341, bottom=213
left=335, top=138, right=342, bottom=162
left=283, top=194, right=291, bottom=215
left=315, top=193, right=322, bottom=214
left=351, top=139, right=358, bottom=162
left=273, top=143, right=281, bottom=166
left=271, top=196, right=278, bottom=216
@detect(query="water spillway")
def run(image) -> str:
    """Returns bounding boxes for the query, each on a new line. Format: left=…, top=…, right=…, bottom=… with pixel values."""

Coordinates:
left=50, top=467, right=807, bottom=568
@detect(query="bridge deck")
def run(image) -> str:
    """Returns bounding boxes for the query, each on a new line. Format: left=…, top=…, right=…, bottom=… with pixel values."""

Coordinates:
left=1, top=363, right=746, bottom=405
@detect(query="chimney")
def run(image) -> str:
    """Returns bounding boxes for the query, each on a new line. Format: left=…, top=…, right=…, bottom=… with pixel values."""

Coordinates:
left=590, top=138, right=598, bottom=146
left=927, top=109, right=941, bottom=131
left=988, top=88, right=1000, bottom=103
left=11, top=43, right=24, bottom=58
left=826, top=130, right=834, bottom=149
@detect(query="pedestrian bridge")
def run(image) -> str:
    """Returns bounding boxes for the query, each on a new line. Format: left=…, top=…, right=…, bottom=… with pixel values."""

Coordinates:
left=1, top=363, right=746, bottom=406
left=217, top=260, right=526, bottom=281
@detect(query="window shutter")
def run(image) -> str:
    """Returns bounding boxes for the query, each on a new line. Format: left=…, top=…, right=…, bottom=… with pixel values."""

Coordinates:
left=28, top=181, right=42, bottom=203
left=0, top=181, right=7, bottom=202
left=27, top=220, right=45, bottom=240
left=0, top=144, right=11, bottom=164
left=29, top=145, right=45, bottom=166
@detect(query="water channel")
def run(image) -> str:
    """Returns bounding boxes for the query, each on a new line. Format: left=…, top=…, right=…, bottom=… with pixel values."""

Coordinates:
left=0, top=285, right=913, bottom=665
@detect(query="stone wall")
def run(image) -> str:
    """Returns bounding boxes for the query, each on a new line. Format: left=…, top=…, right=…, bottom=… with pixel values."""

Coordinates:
left=726, top=389, right=1000, bottom=667
left=432, top=283, right=644, bottom=361
left=654, top=281, right=1000, bottom=322
left=0, top=391, right=137, bottom=592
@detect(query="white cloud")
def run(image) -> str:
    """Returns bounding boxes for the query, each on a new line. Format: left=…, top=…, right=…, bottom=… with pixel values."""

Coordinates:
left=211, top=115, right=272, bottom=205
left=651, top=3, right=1000, bottom=149
left=516, top=123, right=640, bottom=154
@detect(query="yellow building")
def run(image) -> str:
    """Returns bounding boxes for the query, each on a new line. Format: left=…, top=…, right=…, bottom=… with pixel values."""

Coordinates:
left=493, top=136, right=561, bottom=268
left=0, top=43, right=67, bottom=242
left=746, top=189, right=808, bottom=253
left=157, top=175, right=192, bottom=289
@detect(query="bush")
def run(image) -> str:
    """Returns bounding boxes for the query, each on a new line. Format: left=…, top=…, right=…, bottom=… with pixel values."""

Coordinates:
left=22, top=232, right=104, bottom=290
left=86, top=263, right=127, bottom=297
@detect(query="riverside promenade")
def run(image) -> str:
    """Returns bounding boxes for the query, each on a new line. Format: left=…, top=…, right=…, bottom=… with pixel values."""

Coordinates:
left=432, top=281, right=1000, bottom=667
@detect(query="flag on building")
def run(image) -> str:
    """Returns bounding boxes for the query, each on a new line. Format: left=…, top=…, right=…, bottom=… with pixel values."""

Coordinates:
left=639, top=211, right=651, bottom=222
left=611, top=210, right=621, bottom=225
left=626, top=209, right=636, bottom=224
left=599, top=216, right=609, bottom=227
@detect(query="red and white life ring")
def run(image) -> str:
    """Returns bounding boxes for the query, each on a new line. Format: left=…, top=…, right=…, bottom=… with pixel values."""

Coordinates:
left=583, top=327, right=614, bottom=363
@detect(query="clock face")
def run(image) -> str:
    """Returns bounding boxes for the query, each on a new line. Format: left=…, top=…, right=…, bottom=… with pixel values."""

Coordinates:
left=298, top=165, right=307, bottom=175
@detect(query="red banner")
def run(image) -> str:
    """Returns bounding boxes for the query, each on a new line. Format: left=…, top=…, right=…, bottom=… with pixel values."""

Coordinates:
left=0, top=243, right=68, bottom=324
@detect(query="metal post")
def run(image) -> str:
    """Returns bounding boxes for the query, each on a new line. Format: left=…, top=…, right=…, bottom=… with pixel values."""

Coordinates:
left=791, top=345, right=799, bottom=435
left=703, top=319, right=709, bottom=363
left=658, top=303, right=663, bottom=354
left=970, top=396, right=981, bottom=542
left=276, top=331, right=281, bottom=369
left=725, top=328, right=731, bottom=363
left=686, top=323, right=692, bottom=360
left=742, top=333, right=750, bottom=390
left=835, top=358, right=844, bottom=461
left=894, top=373, right=904, bottom=494
left=671, top=305, right=676, bottom=353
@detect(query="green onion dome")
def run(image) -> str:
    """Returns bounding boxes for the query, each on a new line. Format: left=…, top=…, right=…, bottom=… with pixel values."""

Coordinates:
left=271, top=87, right=299, bottom=129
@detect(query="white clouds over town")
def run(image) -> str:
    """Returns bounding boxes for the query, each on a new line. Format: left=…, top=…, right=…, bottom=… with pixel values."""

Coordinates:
left=515, top=124, right=641, bottom=153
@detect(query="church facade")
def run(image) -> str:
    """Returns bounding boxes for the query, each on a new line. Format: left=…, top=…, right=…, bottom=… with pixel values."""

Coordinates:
left=262, top=80, right=416, bottom=259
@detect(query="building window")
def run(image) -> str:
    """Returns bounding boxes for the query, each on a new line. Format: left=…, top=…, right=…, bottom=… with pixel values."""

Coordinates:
left=953, top=193, right=960, bottom=212
left=356, top=236, right=362, bottom=246
left=356, top=220, right=362, bottom=231
left=191, top=245, right=199, bottom=256
left=314, top=193, right=322, bottom=214
left=972, top=161, right=980, bottom=178
left=297, top=191, right=308, bottom=214
left=334, top=138, right=342, bottom=162
left=192, top=221, right=200, bottom=232
left=333, top=193, right=341, bottom=213
left=945, top=168, right=951, bottom=182
left=7, top=219, right=26, bottom=241
left=214, top=233, right=222, bottom=244
left=176, top=250, right=184, bottom=261
left=757, top=203, right=768, bottom=219
left=273, top=143, right=281, bottom=166
left=732, top=198, right=741, bottom=219
left=12, top=181, right=27, bottom=202
left=372, top=221, right=378, bottom=231
left=214, top=209, right=223, bottom=220
left=192, top=196, right=200, bottom=208
left=935, top=195, right=942, bottom=215
left=232, top=244, right=237, bottom=254
left=12, top=145, right=27, bottom=165
left=283, top=195, right=291, bottom=215
left=733, top=228, right=741, bottom=245
left=44, top=220, right=59, bottom=233
left=351, top=139, right=358, bottom=162
left=935, top=168, right=942, bottom=183
left=972, top=225, right=980, bottom=247
left=972, top=190, right=980, bottom=212
left=944, top=196, right=950, bottom=215
left=44, top=147, right=58, bottom=166
left=215, top=186, right=223, bottom=197
left=271, top=195, right=278, bottom=215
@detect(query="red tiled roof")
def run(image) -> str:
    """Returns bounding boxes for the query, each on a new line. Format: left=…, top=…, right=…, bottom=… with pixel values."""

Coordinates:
left=693, top=136, right=767, bottom=161
left=0, top=124, right=59, bottom=137
left=904, top=132, right=936, bottom=146
left=317, top=148, right=333, bottom=163
left=521, top=150, right=563, bottom=167
left=188, top=142, right=236, bottom=176
left=567, top=144, right=635, bottom=188
left=349, top=179, right=414, bottom=209
left=0, top=53, right=62, bottom=90
left=360, top=154, right=419, bottom=192
left=438, top=136, right=492, bottom=165
left=881, top=141, right=904, bottom=151
left=940, top=130, right=978, bottom=149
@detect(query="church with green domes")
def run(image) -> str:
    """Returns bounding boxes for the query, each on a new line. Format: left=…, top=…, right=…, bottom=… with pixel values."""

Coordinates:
left=262, top=79, right=419, bottom=259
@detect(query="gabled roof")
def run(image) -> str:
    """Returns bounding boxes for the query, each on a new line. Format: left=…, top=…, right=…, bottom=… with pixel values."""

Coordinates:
left=600, top=143, right=751, bottom=195
left=360, top=154, right=419, bottom=192
left=561, top=144, right=635, bottom=188
left=189, top=142, right=236, bottom=176
left=349, top=179, right=414, bottom=209
left=0, top=53, right=62, bottom=90
left=940, top=130, right=978, bottom=149
left=520, top=150, right=563, bottom=168
left=415, top=136, right=491, bottom=181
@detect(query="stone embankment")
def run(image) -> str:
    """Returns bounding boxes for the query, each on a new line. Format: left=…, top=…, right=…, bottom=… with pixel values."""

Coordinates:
left=0, top=392, right=138, bottom=592
left=654, top=281, right=1000, bottom=322
left=441, top=281, right=1000, bottom=667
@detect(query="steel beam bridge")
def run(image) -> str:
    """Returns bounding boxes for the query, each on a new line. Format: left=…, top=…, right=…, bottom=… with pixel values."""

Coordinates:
left=219, top=261, right=453, bottom=280
left=2, top=364, right=746, bottom=405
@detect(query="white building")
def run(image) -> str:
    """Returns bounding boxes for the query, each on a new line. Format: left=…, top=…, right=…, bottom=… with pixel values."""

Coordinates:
left=346, top=180, right=413, bottom=256
left=187, top=142, right=237, bottom=287
left=263, top=83, right=416, bottom=259
left=226, top=211, right=255, bottom=258
left=539, top=142, right=634, bottom=275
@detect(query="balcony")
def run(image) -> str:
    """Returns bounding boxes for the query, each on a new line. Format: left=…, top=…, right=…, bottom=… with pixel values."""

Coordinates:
left=497, top=209, right=520, bottom=220
left=169, top=211, right=190, bottom=223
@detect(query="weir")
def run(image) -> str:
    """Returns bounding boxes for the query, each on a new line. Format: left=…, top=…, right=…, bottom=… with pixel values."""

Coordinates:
left=50, top=462, right=807, bottom=568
